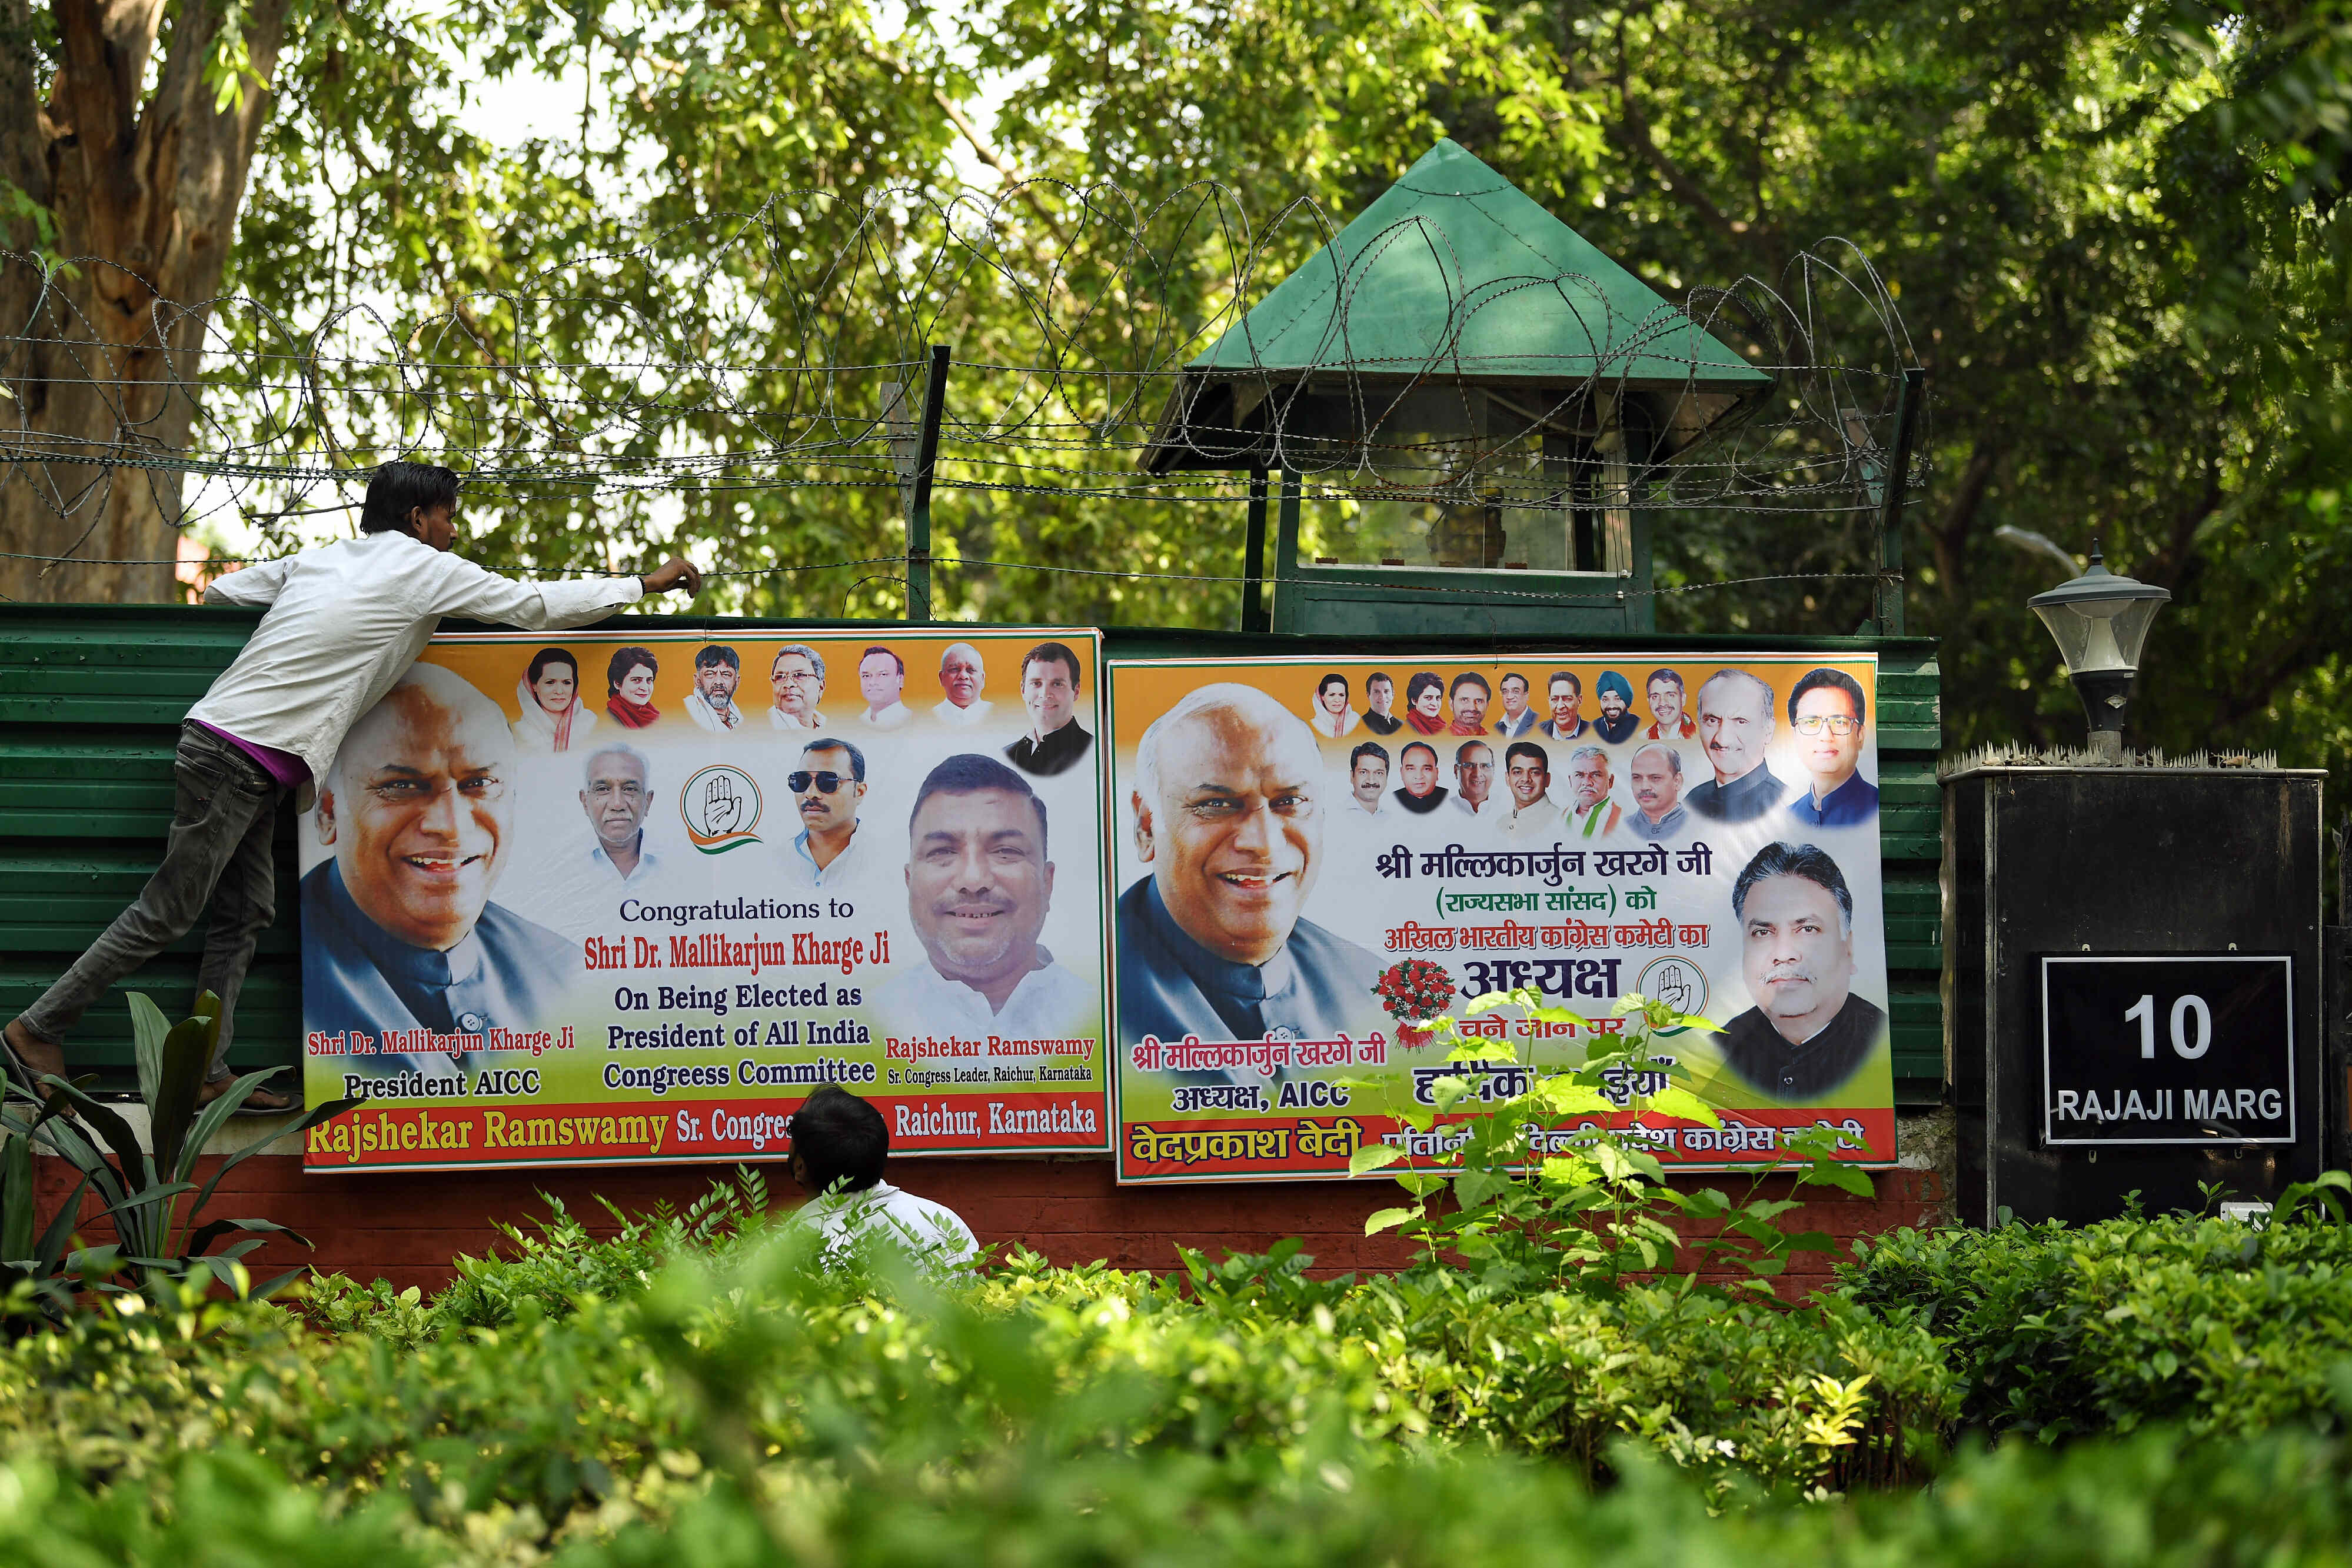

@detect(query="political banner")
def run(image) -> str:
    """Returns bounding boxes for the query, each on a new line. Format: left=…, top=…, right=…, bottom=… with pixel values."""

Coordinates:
left=300, top=627, right=1111, bottom=1171
left=1104, top=653, right=1895, bottom=1183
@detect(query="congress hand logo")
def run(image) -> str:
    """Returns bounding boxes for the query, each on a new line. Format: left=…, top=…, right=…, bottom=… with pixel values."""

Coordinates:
left=680, top=764, right=763, bottom=853
left=1636, top=956, right=1708, bottom=1031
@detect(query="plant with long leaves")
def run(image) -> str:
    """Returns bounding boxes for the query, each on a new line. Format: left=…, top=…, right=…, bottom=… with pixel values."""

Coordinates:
left=0, top=1096, right=121, bottom=1321
left=0, top=990, right=361, bottom=1304
left=1348, top=988, right=1872, bottom=1295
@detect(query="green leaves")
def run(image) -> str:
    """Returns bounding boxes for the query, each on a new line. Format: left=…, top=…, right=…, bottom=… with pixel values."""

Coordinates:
left=5, top=992, right=358, bottom=1306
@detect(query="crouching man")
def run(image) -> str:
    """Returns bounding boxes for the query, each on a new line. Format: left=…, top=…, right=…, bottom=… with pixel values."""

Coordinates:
left=786, top=1084, right=979, bottom=1271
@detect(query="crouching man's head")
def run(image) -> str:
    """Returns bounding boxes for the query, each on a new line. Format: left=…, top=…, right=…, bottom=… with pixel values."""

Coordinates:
left=318, top=663, right=518, bottom=951
left=788, top=1084, right=887, bottom=1196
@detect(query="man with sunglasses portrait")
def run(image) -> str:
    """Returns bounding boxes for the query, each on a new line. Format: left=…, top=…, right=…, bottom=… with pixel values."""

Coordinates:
left=1784, top=668, right=1878, bottom=827
left=781, top=738, right=879, bottom=894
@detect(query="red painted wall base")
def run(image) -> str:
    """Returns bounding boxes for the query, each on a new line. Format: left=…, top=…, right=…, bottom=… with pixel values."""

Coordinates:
left=36, top=1155, right=1950, bottom=1298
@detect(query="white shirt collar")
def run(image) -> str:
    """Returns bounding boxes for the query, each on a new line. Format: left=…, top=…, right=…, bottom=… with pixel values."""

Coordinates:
left=791, top=823, right=868, bottom=884
left=588, top=839, right=661, bottom=882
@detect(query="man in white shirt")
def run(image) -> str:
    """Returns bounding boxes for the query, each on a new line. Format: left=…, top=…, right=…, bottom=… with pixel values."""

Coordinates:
left=579, top=743, right=663, bottom=885
left=780, top=738, right=876, bottom=893
left=1493, top=740, right=1562, bottom=845
left=683, top=645, right=745, bottom=731
left=1449, top=740, right=1506, bottom=829
left=2, top=462, right=700, bottom=1111
left=786, top=1084, right=979, bottom=1271
left=876, top=754, right=1092, bottom=1039
left=930, top=642, right=996, bottom=727
left=857, top=645, right=915, bottom=730
left=1563, top=745, right=1625, bottom=838
left=506, top=742, right=670, bottom=942
left=767, top=644, right=831, bottom=730
left=1336, top=741, right=1391, bottom=824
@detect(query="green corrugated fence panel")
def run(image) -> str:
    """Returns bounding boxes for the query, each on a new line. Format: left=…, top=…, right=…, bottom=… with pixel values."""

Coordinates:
left=0, top=962, right=301, bottom=1076
left=1888, top=980, right=1943, bottom=1085
left=0, top=609, right=1947, bottom=1104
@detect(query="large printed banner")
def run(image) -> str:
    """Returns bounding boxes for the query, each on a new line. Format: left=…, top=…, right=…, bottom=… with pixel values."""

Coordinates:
left=1105, top=653, right=1895, bottom=1183
left=300, top=627, right=1112, bottom=1171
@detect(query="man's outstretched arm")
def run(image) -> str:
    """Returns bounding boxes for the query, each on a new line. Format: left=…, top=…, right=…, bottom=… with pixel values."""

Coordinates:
left=201, top=554, right=298, bottom=608
left=431, top=552, right=705, bottom=629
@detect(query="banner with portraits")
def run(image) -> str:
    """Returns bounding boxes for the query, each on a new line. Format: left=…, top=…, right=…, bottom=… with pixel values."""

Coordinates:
left=299, top=627, right=1112, bottom=1171
left=1104, top=653, right=1895, bottom=1183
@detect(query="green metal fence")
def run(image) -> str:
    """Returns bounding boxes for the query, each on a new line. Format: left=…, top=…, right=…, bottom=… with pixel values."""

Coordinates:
left=0, top=607, right=1944, bottom=1106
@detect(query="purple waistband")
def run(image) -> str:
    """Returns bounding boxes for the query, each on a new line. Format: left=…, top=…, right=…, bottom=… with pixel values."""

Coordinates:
left=189, top=720, right=311, bottom=790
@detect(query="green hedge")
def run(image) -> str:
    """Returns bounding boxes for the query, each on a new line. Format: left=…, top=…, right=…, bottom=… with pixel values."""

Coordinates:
left=16, top=1417, right=2352, bottom=1568
left=1841, top=1208, right=2352, bottom=1439
left=9, top=1176, right=2352, bottom=1566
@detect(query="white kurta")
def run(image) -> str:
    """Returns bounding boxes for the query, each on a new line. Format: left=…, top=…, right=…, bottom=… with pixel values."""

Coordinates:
left=194, top=531, right=640, bottom=783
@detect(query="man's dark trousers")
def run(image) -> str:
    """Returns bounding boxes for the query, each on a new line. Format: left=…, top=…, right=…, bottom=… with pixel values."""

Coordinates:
left=18, top=721, right=285, bottom=1080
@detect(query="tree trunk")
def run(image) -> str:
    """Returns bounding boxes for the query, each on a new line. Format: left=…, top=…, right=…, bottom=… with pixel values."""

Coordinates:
left=0, top=0, right=287, bottom=604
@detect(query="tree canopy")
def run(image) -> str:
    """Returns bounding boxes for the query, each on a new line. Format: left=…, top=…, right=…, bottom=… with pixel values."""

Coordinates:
left=6, top=0, right=2350, bottom=774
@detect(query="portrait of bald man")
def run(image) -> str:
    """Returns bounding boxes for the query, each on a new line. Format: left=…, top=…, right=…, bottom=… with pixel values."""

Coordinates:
left=875, top=754, right=1092, bottom=1038
left=1715, top=841, right=1887, bottom=1101
left=1117, top=683, right=1382, bottom=1052
left=930, top=642, right=997, bottom=727
left=301, top=663, right=577, bottom=1068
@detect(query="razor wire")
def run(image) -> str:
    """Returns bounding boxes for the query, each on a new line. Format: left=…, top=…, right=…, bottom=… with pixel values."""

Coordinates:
left=0, top=174, right=1928, bottom=596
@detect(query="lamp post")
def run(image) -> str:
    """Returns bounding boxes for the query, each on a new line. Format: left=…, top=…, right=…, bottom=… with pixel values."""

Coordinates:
left=2027, top=540, right=2170, bottom=760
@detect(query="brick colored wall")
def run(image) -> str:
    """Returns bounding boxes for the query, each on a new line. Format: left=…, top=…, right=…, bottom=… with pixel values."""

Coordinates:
left=35, top=1154, right=1948, bottom=1298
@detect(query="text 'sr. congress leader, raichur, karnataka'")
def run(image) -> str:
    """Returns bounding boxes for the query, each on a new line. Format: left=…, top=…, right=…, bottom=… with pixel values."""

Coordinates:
left=300, top=664, right=588, bottom=1074
left=1, top=462, right=701, bottom=1113
left=1116, top=684, right=1380, bottom=1065
left=874, top=754, right=1092, bottom=1039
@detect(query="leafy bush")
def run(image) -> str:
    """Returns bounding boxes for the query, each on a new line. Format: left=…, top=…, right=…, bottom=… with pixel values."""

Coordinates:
left=428, top=1170, right=771, bottom=1330
left=5, top=1234, right=2352, bottom=1568
left=7, top=963, right=2352, bottom=1568
left=1841, top=1181, right=2352, bottom=1440
left=2, top=990, right=356, bottom=1310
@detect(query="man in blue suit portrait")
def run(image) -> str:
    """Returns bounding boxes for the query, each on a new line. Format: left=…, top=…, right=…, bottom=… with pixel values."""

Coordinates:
left=1117, top=683, right=1382, bottom=1059
left=304, top=663, right=577, bottom=1074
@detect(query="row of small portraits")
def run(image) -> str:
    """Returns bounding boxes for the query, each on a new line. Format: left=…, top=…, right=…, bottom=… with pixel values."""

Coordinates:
left=491, top=638, right=1090, bottom=750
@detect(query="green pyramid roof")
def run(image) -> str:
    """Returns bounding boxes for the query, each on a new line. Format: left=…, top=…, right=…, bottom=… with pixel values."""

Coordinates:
left=1187, top=139, right=1768, bottom=387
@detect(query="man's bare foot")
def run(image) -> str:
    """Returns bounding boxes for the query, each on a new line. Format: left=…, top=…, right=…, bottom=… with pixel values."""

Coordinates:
left=2, top=1018, right=64, bottom=1103
left=197, top=1075, right=297, bottom=1114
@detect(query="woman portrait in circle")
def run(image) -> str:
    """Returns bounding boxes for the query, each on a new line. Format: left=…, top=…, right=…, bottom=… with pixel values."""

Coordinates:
left=1306, top=671, right=1359, bottom=738
left=606, top=645, right=662, bottom=729
left=511, top=645, right=597, bottom=754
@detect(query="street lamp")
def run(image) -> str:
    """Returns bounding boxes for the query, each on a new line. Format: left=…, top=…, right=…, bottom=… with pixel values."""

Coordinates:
left=2027, top=540, right=2170, bottom=759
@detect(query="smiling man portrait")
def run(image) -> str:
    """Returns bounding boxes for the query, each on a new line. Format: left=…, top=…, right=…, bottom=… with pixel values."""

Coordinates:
left=1785, top=667, right=1879, bottom=827
left=301, top=663, right=577, bottom=1068
left=932, top=642, right=997, bottom=727
left=1117, top=683, right=1380, bottom=1050
left=1005, top=641, right=1094, bottom=777
left=877, top=754, right=1091, bottom=1038
left=767, top=644, right=831, bottom=731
